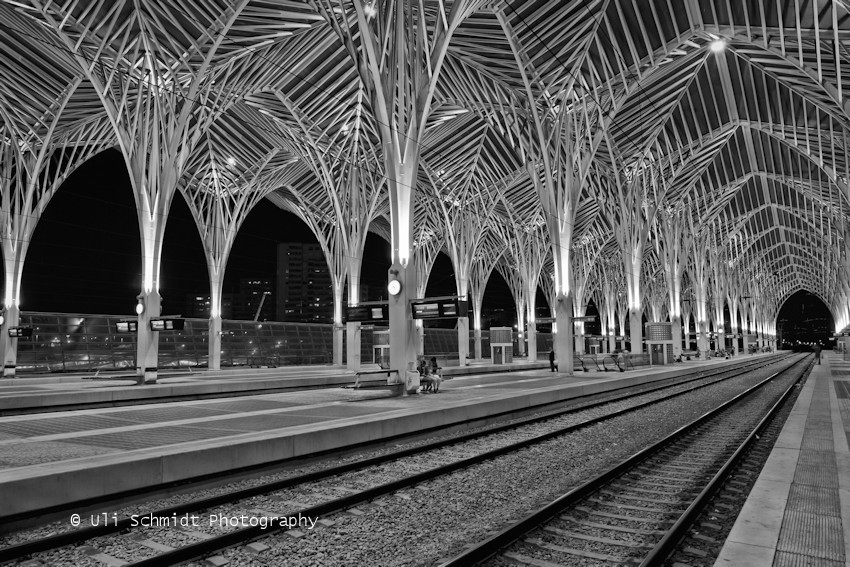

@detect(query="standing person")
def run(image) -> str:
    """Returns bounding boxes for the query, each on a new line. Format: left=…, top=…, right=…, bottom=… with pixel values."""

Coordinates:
left=814, top=344, right=822, bottom=364
left=549, top=349, right=556, bottom=372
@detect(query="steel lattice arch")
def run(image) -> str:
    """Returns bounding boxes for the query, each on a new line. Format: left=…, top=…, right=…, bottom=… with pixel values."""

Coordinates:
left=0, top=0, right=848, bottom=378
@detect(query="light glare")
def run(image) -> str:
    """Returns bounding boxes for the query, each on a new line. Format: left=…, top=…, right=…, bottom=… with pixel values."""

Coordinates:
left=710, top=39, right=726, bottom=53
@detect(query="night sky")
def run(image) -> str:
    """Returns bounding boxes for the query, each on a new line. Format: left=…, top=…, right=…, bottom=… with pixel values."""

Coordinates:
left=20, top=149, right=469, bottom=317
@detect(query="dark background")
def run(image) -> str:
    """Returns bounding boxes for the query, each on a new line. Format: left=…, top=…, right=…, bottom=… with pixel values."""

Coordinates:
left=21, top=149, right=511, bottom=320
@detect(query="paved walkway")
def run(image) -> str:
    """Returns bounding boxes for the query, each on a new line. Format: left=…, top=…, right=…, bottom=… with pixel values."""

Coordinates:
left=715, top=352, right=850, bottom=566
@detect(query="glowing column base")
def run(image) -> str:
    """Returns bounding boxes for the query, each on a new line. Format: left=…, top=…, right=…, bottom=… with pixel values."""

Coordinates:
left=208, top=315, right=222, bottom=370
left=346, top=322, right=361, bottom=371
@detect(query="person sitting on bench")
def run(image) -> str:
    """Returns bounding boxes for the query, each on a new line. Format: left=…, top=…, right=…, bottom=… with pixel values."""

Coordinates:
left=420, top=357, right=442, bottom=393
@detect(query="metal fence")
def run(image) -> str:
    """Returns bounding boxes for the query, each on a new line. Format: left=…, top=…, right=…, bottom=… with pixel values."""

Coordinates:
left=12, top=313, right=552, bottom=373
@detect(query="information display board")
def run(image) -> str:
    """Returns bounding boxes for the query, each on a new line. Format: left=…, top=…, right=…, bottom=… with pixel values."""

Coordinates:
left=411, top=298, right=468, bottom=320
left=149, top=318, right=185, bottom=332
left=8, top=327, right=32, bottom=338
left=345, top=304, right=389, bottom=322
left=115, top=321, right=138, bottom=333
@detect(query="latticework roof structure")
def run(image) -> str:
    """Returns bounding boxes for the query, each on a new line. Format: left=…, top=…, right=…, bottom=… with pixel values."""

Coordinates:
left=2, top=0, right=850, bottom=329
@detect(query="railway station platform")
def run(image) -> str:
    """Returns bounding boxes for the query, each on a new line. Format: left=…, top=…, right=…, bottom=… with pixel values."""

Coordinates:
left=0, top=359, right=552, bottom=414
left=0, top=354, right=777, bottom=522
left=715, top=352, right=850, bottom=566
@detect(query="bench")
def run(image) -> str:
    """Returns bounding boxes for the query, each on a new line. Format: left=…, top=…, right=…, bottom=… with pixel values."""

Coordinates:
left=579, top=354, right=602, bottom=371
left=680, top=350, right=698, bottom=361
left=433, top=356, right=460, bottom=376
left=350, top=368, right=399, bottom=389
left=616, top=353, right=652, bottom=371
left=601, top=355, right=624, bottom=372
left=573, top=355, right=587, bottom=372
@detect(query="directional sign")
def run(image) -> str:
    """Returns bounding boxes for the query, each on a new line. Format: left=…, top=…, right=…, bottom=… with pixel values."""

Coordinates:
left=345, top=304, right=389, bottom=322
left=412, top=298, right=468, bottom=320
left=116, top=321, right=138, bottom=333
left=150, top=318, right=185, bottom=331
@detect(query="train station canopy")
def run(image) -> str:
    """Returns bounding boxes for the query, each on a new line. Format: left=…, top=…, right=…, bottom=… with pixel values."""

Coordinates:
left=1, top=0, right=849, bottom=329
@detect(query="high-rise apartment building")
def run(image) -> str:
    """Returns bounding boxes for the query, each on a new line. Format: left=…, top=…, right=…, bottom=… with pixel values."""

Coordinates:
left=276, top=243, right=334, bottom=322
left=184, top=292, right=235, bottom=319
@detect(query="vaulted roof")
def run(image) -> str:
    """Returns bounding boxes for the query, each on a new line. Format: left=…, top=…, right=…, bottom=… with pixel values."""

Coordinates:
left=1, top=0, right=849, bottom=318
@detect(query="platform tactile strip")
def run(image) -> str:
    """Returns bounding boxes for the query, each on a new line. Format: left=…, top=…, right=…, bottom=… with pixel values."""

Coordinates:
left=800, top=437, right=835, bottom=451
left=199, top=399, right=311, bottom=412
left=0, top=440, right=116, bottom=468
left=66, top=426, right=244, bottom=450
left=98, top=406, right=236, bottom=423
left=180, top=414, right=335, bottom=431
left=775, top=512, right=844, bottom=561
left=0, top=415, right=142, bottom=438
left=792, top=463, right=839, bottom=487
left=795, top=448, right=838, bottom=469
left=785, top=484, right=841, bottom=517
left=773, top=550, right=845, bottom=567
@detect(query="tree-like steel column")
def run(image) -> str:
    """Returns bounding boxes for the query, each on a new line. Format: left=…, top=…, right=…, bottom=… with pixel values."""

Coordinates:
left=682, top=292, right=693, bottom=353
left=273, top=89, right=385, bottom=369
left=597, top=257, right=622, bottom=354
left=493, top=215, right=550, bottom=361
left=654, top=204, right=691, bottom=358
left=688, top=228, right=712, bottom=359
left=0, top=85, right=113, bottom=376
left=316, top=0, right=479, bottom=379
left=497, top=0, right=611, bottom=374
left=469, top=246, right=501, bottom=360
left=726, top=270, right=745, bottom=356
left=37, top=2, right=243, bottom=382
left=495, top=258, right=529, bottom=357
left=186, top=149, right=289, bottom=370
left=709, top=242, right=728, bottom=354
left=430, top=166, right=499, bottom=366
left=570, top=234, right=603, bottom=355
left=412, top=219, right=444, bottom=357
left=600, top=160, right=665, bottom=355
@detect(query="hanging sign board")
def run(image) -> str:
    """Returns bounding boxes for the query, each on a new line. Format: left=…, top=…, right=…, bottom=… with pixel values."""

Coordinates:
left=115, top=321, right=138, bottom=333
left=150, top=318, right=185, bottom=331
left=411, top=298, right=468, bottom=320
left=8, top=327, right=32, bottom=338
left=345, top=304, right=389, bottom=322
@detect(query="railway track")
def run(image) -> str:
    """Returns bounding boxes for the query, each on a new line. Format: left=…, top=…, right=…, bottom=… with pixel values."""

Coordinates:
left=0, top=354, right=796, bottom=566
left=437, top=354, right=811, bottom=567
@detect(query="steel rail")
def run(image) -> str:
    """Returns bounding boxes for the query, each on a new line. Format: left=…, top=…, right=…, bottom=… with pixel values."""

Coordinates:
left=0, top=354, right=791, bottom=564
left=638, top=358, right=811, bottom=565
left=436, top=354, right=809, bottom=567
left=0, top=354, right=786, bottom=530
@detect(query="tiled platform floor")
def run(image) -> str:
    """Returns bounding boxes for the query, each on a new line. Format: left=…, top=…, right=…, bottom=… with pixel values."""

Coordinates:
left=715, top=352, right=850, bottom=567
left=0, top=360, right=551, bottom=412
